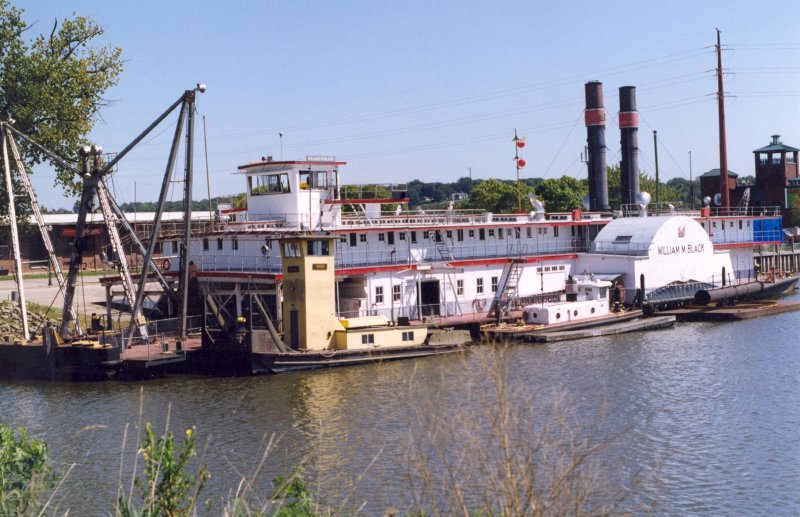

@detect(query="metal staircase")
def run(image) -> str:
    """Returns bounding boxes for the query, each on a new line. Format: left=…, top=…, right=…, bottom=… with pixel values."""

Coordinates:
left=433, top=230, right=454, bottom=261
left=489, top=259, right=524, bottom=318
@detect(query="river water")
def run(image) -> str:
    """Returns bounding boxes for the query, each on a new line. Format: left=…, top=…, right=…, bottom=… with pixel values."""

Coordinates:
left=1, top=293, right=799, bottom=515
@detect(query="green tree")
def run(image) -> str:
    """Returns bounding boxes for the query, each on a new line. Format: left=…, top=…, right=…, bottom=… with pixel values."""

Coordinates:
left=0, top=1, right=124, bottom=195
left=640, top=172, right=680, bottom=208
left=606, top=164, right=621, bottom=209
left=535, top=176, right=588, bottom=212
left=464, top=178, right=533, bottom=213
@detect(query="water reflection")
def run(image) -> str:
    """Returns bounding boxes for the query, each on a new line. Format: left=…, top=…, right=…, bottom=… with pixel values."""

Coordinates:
left=0, top=295, right=798, bottom=515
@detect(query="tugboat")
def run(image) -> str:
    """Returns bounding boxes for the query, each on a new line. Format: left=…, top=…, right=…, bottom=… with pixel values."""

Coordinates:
left=480, top=274, right=674, bottom=342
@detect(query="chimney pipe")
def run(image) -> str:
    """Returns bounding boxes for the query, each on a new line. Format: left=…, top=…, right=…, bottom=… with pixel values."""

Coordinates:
left=585, top=81, right=609, bottom=211
left=619, top=86, right=640, bottom=209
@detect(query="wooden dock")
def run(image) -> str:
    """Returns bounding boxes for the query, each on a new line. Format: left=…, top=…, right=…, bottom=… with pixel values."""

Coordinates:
left=121, top=336, right=203, bottom=376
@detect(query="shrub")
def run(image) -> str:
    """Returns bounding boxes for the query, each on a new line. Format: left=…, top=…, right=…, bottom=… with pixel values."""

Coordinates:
left=0, top=423, right=55, bottom=515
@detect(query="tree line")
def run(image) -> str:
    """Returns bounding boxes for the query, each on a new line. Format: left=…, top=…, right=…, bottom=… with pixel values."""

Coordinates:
left=44, top=166, right=715, bottom=215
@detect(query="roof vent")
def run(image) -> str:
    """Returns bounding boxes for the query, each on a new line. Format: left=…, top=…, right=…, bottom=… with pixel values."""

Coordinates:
left=771, top=135, right=781, bottom=145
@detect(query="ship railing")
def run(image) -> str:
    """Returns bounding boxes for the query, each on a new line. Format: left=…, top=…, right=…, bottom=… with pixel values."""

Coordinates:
left=338, top=183, right=408, bottom=200
left=343, top=300, right=487, bottom=322
left=194, top=254, right=282, bottom=273
left=125, top=315, right=203, bottom=347
left=704, top=205, right=783, bottom=218
left=337, top=209, right=487, bottom=227
left=334, top=239, right=585, bottom=269
left=589, top=241, right=650, bottom=256
left=228, top=219, right=291, bottom=231
left=618, top=203, right=783, bottom=219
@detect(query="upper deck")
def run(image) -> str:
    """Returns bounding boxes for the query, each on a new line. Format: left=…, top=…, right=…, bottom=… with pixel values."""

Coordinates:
left=179, top=157, right=785, bottom=274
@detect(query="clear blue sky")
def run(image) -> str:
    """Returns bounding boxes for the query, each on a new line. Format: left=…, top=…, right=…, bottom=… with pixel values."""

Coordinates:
left=15, top=0, right=800, bottom=209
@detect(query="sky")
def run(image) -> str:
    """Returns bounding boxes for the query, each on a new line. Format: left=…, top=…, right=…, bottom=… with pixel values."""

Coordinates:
left=13, top=0, right=800, bottom=210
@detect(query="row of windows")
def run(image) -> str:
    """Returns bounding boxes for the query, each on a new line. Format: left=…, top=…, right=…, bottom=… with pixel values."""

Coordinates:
left=372, top=268, right=564, bottom=303
left=201, top=237, right=239, bottom=251
left=374, top=285, right=402, bottom=304
left=708, top=220, right=750, bottom=230
left=342, top=226, right=566, bottom=247
left=363, top=330, right=414, bottom=344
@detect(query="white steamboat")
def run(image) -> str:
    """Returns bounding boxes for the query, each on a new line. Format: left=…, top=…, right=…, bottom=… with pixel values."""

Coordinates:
left=160, top=156, right=785, bottom=349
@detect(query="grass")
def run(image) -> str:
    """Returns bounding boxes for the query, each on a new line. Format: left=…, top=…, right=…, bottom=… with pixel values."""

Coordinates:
left=0, top=268, right=118, bottom=282
left=401, top=346, right=651, bottom=516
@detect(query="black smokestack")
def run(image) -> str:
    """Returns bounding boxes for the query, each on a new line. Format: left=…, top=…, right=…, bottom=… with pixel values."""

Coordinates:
left=584, top=81, right=609, bottom=211
left=619, top=86, right=640, bottom=208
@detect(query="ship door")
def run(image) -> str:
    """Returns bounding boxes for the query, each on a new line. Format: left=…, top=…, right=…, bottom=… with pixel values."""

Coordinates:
left=418, top=280, right=440, bottom=316
left=289, top=310, right=299, bottom=350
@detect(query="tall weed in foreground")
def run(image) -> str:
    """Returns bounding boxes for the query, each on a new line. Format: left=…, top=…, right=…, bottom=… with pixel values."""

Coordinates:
left=116, top=403, right=330, bottom=517
left=403, top=345, right=652, bottom=516
left=0, top=423, right=56, bottom=515
left=117, top=422, right=210, bottom=517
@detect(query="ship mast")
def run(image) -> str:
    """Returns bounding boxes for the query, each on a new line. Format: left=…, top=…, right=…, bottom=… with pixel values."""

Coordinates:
left=716, top=28, right=730, bottom=210
left=513, top=129, right=526, bottom=212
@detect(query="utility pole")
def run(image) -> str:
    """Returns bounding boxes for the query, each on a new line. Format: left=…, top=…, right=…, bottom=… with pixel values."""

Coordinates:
left=689, top=150, right=694, bottom=210
left=653, top=130, right=660, bottom=211
left=716, top=28, right=730, bottom=209
left=203, top=116, right=213, bottom=221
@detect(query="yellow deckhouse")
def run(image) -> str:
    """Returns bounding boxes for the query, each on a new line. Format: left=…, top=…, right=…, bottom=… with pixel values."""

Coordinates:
left=280, top=234, right=427, bottom=351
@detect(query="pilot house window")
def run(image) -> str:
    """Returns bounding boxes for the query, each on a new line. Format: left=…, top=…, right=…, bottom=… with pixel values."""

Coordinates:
left=283, top=241, right=301, bottom=257
left=306, top=240, right=330, bottom=256
left=249, top=173, right=290, bottom=195
left=299, top=170, right=328, bottom=189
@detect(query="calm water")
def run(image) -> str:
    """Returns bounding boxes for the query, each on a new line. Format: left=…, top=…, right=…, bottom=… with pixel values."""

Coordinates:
left=1, top=293, right=799, bottom=515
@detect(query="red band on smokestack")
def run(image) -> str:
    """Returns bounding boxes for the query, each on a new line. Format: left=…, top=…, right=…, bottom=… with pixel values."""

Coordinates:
left=584, top=108, right=606, bottom=127
left=619, top=112, right=638, bottom=129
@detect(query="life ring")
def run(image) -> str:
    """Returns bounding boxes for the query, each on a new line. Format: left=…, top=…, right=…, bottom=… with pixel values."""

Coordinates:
left=162, top=258, right=171, bottom=271
left=472, top=298, right=486, bottom=312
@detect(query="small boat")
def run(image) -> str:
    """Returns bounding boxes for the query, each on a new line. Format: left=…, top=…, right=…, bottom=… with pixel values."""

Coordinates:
left=482, top=275, right=652, bottom=341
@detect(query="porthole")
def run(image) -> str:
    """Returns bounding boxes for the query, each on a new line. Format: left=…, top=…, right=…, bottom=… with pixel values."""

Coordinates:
left=591, top=307, right=595, bottom=314
left=573, top=310, right=578, bottom=316
left=556, top=313, right=561, bottom=320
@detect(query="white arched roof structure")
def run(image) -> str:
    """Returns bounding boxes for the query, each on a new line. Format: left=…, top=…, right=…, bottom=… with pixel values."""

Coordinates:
left=581, top=215, right=732, bottom=289
left=592, top=215, right=713, bottom=259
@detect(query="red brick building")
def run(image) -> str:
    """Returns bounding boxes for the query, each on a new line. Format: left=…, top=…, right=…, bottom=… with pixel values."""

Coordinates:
left=753, top=135, right=799, bottom=225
